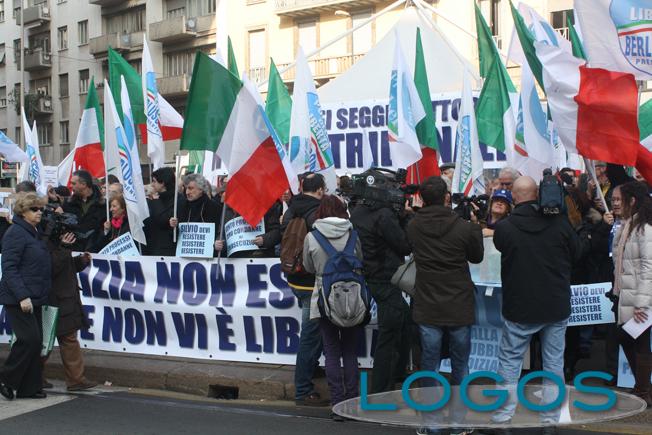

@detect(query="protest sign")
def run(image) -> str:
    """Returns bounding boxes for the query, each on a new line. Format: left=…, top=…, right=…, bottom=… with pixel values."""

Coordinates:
left=99, top=233, right=140, bottom=257
left=176, top=223, right=215, bottom=258
left=43, top=166, right=59, bottom=188
left=569, top=283, right=615, bottom=326
left=224, top=217, right=264, bottom=256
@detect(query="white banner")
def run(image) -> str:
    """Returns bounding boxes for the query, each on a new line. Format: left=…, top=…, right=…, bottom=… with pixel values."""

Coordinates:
left=99, top=233, right=139, bottom=257
left=224, top=217, right=264, bottom=257
left=176, top=223, right=215, bottom=258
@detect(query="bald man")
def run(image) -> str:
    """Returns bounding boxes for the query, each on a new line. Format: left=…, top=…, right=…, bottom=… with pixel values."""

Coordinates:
left=487, top=176, right=584, bottom=430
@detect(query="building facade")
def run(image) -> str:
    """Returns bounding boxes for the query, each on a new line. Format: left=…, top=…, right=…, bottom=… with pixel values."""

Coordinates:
left=1, top=0, right=583, bottom=169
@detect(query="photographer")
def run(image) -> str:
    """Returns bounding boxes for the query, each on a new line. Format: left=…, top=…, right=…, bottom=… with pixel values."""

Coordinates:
left=350, top=171, right=412, bottom=394
left=42, top=229, right=96, bottom=392
left=62, top=170, right=106, bottom=252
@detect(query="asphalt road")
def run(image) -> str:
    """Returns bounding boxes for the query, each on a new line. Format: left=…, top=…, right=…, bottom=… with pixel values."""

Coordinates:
left=0, top=385, right=643, bottom=435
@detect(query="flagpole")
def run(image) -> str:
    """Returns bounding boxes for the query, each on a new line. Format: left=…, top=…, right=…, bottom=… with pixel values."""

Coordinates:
left=216, top=203, right=227, bottom=266
left=173, top=153, right=180, bottom=243
left=584, top=157, right=609, bottom=213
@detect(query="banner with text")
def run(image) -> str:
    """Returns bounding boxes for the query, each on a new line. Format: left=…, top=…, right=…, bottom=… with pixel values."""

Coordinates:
left=99, top=233, right=139, bottom=257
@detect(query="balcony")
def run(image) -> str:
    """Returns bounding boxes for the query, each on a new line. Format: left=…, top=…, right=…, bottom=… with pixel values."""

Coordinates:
left=89, top=31, right=141, bottom=57
left=157, top=74, right=191, bottom=97
left=275, top=53, right=364, bottom=82
left=274, top=0, right=385, bottom=17
left=88, top=0, right=126, bottom=6
left=27, top=94, right=54, bottom=115
left=150, top=16, right=197, bottom=44
left=15, top=2, right=51, bottom=27
left=23, top=48, right=52, bottom=71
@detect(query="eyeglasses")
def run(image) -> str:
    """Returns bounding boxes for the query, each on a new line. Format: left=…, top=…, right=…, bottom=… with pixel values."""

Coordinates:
left=29, top=207, right=44, bottom=213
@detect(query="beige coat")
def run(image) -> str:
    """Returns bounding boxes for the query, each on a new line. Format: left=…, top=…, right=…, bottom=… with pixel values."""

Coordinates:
left=613, top=219, right=652, bottom=324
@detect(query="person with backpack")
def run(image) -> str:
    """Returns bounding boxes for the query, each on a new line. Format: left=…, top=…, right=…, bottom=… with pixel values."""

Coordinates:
left=279, top=173, right=328, bottom=406
left=303, top=195, right=368, bottom=420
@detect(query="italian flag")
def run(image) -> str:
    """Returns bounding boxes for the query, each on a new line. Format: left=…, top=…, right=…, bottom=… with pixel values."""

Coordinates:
left=408, top=28, right=440, bottom=184
left=536, top=41, right=641, bottom=168
left=475, top=3, right=517, bottom=156
left=637, top=99, right=652, bottom=183
left=265, top=58, right=292, bottom=146
left=67, top=77, right=105, bottom=185
left=180, top=52, right=296, bottom=226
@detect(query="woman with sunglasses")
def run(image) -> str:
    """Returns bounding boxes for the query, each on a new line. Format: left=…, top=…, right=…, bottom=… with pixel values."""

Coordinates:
left=0, top=192, right=52, bottom=400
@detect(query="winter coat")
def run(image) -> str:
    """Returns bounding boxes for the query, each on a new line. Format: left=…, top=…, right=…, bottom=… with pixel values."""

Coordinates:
left=493, top=201, right=584, bottom=324
left=62, top=185, right=106, bottom=252
left=613, top=219, right=652, bottom=324
left=408, top=205, right=484, bottom=327
left=570, top=209, right=612, bottom=285
left=349, top=205, right=412, bottom=282
left=0, top=216, right=11, bottom=252
left=220, top=202, right=283, bottom=258
left=178, top=193, right=222, bottom=256
left=303, top=218, right=363, bottom=320
left=93, top=216, right=131, bottom=252
left=280, top=194, right=322, bottom=290
left=48, top=242, right=90, bottom=336
left=144, top=190, right=185, bottom=257
left=0, top=216, right=52, bottom=306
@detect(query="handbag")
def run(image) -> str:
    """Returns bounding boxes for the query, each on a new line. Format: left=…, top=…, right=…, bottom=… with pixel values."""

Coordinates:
left=391, top=255, right=416, bottom=297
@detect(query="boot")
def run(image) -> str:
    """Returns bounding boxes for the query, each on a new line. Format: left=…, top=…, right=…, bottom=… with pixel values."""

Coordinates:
left=633, top=353, right=652, bottom=407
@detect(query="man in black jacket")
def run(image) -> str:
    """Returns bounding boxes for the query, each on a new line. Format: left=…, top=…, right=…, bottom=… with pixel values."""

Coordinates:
left=350, top=191, right=412, bottom=393
left=144, top=167, right=185, bottom=256
left=489, top=176, right=583, bottom=430
left=62, top=170, right=106, bottom=252
left=279, top=173, right=327, bottom=406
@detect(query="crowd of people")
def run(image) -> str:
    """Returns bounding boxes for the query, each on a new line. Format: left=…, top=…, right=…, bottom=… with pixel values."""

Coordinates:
left=0, top=162, right=650, bottom=435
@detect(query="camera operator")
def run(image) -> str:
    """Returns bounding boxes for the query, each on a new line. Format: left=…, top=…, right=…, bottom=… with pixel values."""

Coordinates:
left=41, top=226, right=96, bottom=392
left=350, top=175, right=412, bottom=394
left=62, top=170, right=106, bottom=252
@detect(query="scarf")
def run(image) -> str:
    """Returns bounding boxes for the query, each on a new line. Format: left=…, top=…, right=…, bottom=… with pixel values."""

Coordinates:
left=613, top=218, right=632, bottom=296
left=111, top=215, right=124, bottom=230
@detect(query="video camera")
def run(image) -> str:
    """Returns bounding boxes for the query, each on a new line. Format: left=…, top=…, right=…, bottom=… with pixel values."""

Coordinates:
left=451, top=193, right=489, bottom=222
left=41, top=204, right=95, bottom=242
left=539, top=168, right=565, bottom=216
left=339, top=168, right=419, bottom=212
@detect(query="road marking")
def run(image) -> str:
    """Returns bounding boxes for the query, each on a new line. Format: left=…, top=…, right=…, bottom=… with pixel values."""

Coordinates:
left=0, top=395, right=75, bottom=421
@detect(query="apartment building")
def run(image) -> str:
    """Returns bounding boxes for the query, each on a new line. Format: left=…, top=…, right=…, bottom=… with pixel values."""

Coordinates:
left=0, top=0, right=579, bottom=170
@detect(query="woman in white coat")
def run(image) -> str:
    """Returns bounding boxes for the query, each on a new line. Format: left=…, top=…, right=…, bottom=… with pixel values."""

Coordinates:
left=613, top=181, right=652, bottom=406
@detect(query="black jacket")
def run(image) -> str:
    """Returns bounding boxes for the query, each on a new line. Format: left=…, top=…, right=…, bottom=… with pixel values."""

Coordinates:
left=93, top=216, right=131, bottom=252
left=493, top=201, right=584, bottom=324
left=221, top=202, right=282, bottom=258
left=48, top=241, right=90, bottom=336
left=0, top=216, right=52, bottom=306
left=408, top=205, right=484, bottom=326
left=280, top=194, right=321, bottom=289
left=0, top=217, right=10, bottom=252
left=62, top=185, right=106, bottom=252
left=144, top=190, right=185, bottom=256
left=350, top=205, right=412, bottom=282
left=178, top=194, right=222, bottom=256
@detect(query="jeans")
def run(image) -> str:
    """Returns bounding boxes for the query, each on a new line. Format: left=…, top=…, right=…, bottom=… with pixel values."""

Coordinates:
left=293, top=289, right=322, bottom=400
left=492, top=318, right=568, bottom=425
left=320, top=320, right=360, bottom=405
left=368, top=281, right=411, bottom=393
left=419, top=324, right=471, bottom=386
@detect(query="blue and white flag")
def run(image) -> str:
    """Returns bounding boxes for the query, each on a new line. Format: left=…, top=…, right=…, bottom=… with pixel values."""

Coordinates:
left=142, top=37, right=164, bottom=170
left=387, top=34, right=425, bottom=169
left=288, top=47, right=336, bottom=193
left=103, top=79, right=149, bottom=245
left=20, top=108, right=47, bottom=195
left=452, top=70, right=484, bottom=196
left=0, top=130, right=28, bottom=164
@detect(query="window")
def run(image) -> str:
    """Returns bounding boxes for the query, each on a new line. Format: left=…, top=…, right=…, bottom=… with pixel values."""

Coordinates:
left=29, top=77, right=51, bottom=96
left=351, top=11, right=373, bottom=55
left=186, top=0, right=214, bottom=17
left=248, top=29, right=266, bottom=82
left=79, top=69, right=89, bottom=94
left=59, top=121, right=69, bottom=144
left=37, top=123, right=52, bottom=146
left=59, top=73, right=68, bottom=97
left=479, top=0, right=501, bottom=48
left=29, top=32, right=50, bottom=52
left=58, top=26, right=67, bottom=50
left=164, top=46, right=214, bottom=76
left=15, top=127, right=21, bottom=144
left=78, top=20, right=88, bottom=45
left=551, top=9, right=574, bottom=39
left=13, top=39, right=20, bottom=65
left=0, top=0, right=5, bottom=22
left=0, top=43, right=5, bottom=65
left=0, top=86, right=6, bottom=108
left=297, top=21, right=317, bottom=55
left=57, top=0, right=66, bottom=4
left=105, top=6, right=146, bottom=34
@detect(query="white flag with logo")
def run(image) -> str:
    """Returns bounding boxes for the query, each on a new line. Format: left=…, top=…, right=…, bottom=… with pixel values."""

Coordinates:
left=142, top=37, right=165, bottom=170
left=20, top=108, right=47, bottom=195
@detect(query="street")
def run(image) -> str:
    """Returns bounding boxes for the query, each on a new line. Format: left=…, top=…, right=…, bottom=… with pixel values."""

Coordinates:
left=0, top=383, right=644, bottom=435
